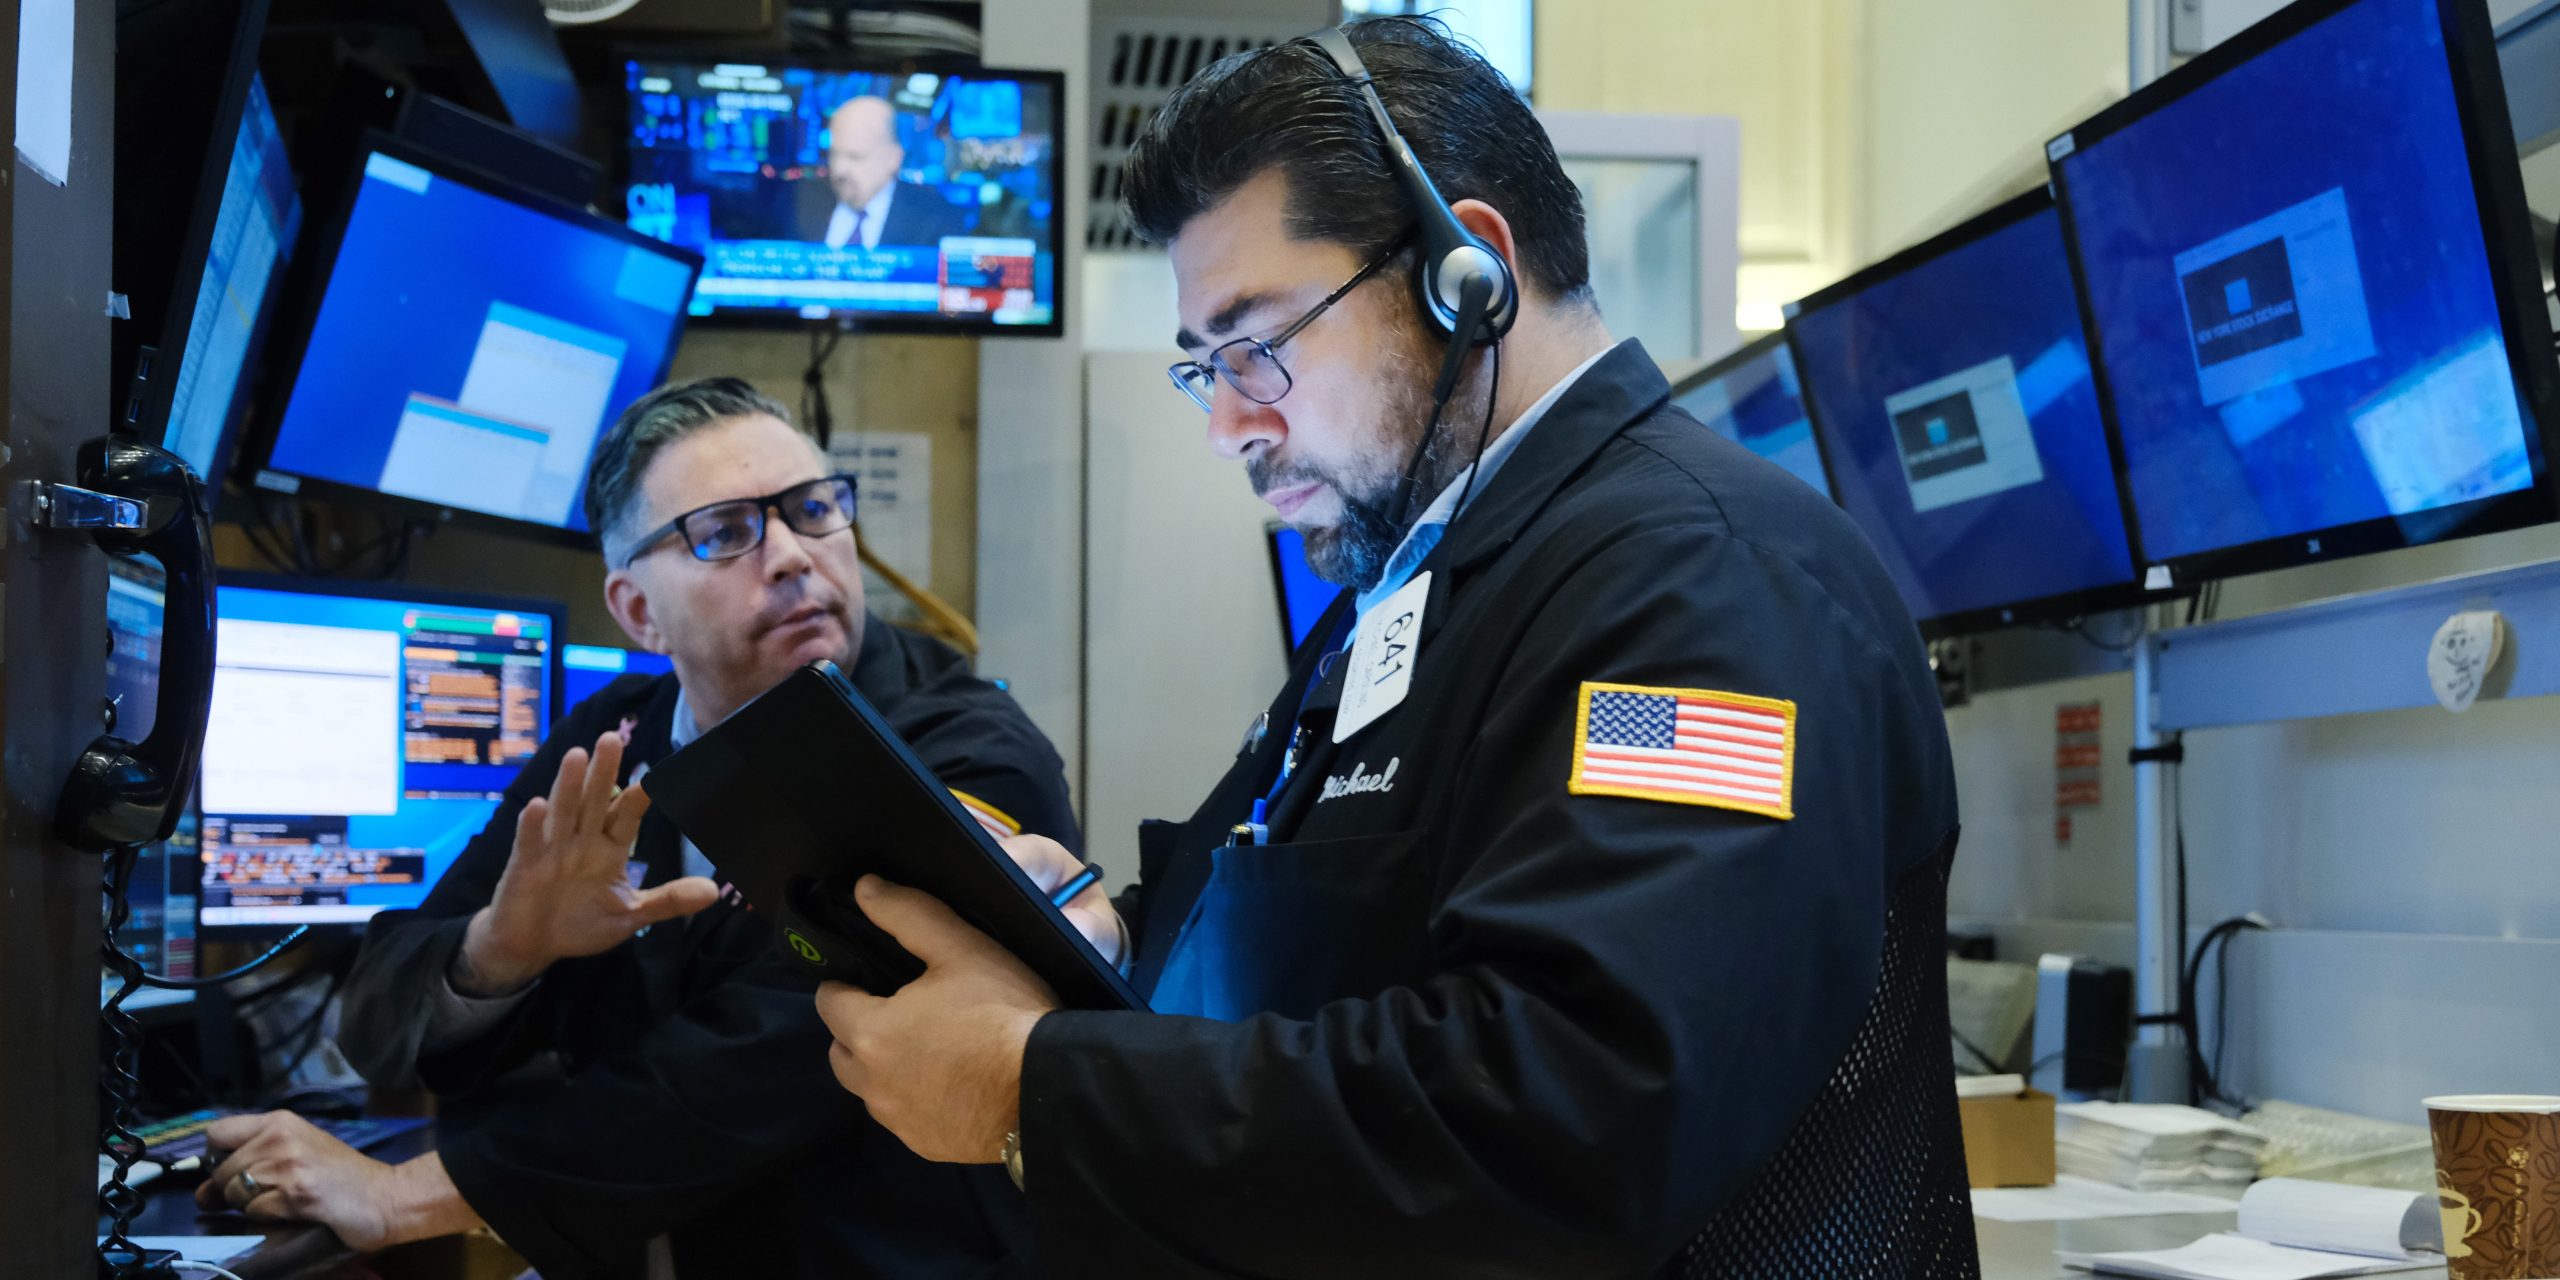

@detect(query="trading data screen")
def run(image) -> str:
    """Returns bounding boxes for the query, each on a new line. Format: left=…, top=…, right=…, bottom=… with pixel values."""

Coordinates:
left=2056, top=0, right=2539, bottom=565
left=162, top=72, right=301, bottom=482
left=1789, top=201, right=2137, bottom=629
left=560, top=642, right=676, bottom=714
left=624, top=60, right=1060, bottom=328
left=1671, top=336, right=1832, bottom=499
left=199, top=583, right=554, bottom=928
left=262, top=150, right=698, bottom=533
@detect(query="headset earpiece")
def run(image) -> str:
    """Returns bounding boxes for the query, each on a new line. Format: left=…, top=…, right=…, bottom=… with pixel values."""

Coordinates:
left=1306, top=27, right=1518, bottom=346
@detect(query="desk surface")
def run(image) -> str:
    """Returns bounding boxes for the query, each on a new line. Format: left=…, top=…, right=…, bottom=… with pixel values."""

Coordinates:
left=1975, top=1209, right=2452, bottom=1280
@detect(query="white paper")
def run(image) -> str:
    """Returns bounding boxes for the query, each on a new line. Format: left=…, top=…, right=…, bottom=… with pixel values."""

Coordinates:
left=115, top=1236, right=265, bottom=1264
left=1956, top=1073, right=2028, bottom=1099
left=14, top=0, right=71, bottom=185
left=2059, top=1232, right=2437, bottom=1280
left=827, top=432, right=932, bottom=622
left=1972, top=1174, right=2240, bottom=1223
left=2234, top=1178, right=2431, bottom=1261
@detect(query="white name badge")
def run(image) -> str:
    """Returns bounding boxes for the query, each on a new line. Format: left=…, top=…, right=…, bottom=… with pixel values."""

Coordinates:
left=1336, top=571, right=1428, bottom=743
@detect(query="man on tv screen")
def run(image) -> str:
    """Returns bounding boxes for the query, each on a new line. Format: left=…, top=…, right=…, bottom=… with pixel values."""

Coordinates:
left=799, top=96, right=968, bottom=251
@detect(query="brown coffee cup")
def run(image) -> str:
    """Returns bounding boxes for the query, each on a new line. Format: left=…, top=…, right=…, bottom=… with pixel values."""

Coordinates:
left=2426, top=1095, right=2560, bottom=1279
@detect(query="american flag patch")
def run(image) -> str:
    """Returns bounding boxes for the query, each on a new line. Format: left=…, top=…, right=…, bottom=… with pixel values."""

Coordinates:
left=949, top=789, right=1022, bottom=841
left=1569, top=682, right=1796, bottom=820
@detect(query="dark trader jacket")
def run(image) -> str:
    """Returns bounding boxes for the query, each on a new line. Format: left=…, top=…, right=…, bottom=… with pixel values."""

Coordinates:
left=338, top=619, right=1076, bottom=1280
left=1017, top=341, right=1970, bottom=1277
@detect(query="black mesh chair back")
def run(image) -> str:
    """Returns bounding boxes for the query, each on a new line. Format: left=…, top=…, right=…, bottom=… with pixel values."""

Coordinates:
left=1660, top=836, right=1979, bottom=1278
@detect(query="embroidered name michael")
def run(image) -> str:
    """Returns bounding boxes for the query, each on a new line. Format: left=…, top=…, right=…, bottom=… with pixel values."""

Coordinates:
left=1318, top=758, right=1399, bottom=804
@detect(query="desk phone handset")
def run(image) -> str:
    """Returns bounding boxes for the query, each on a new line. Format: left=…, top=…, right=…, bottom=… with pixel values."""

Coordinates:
left=54, top=437, right=217, bottom=852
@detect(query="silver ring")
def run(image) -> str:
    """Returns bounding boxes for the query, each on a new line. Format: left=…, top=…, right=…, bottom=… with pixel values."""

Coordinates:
left=237, top=1170, right=264, bottom=1200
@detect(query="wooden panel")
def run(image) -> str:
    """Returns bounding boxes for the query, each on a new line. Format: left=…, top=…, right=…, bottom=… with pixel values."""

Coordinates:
left=0, top=0, right=119, bottom=1270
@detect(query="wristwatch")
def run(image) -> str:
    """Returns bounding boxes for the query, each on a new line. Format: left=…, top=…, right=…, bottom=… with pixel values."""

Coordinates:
left=999, top=1128, right=1026, bottom=1191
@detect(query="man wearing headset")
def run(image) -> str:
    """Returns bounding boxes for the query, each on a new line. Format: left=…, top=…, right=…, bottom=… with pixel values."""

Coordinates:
left=817, top=18, right=1979, bottom=1277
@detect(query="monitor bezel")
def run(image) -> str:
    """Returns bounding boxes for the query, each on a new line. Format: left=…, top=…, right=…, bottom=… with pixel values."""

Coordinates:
left=1786, top=185, right=2173, bottom=639
left=242, top=131, right=706, bottom=551
left=617, top=51, right=1070, bottom=338
left=1666, top=329, right=1835, bottom=500
left=2047, top=0, right=2560, bottom=588
left=115, top=0, right=274, bottom=488
left=196, top=570, right=569, bottom=936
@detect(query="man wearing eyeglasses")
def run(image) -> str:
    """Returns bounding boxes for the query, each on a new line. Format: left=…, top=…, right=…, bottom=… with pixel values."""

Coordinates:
left=809, top=17, right=1975, bottom=1280
left=207, top=378, right=1079, bottom=1279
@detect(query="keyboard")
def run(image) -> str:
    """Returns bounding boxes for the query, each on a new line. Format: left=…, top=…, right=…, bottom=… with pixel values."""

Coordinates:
left=134, top=1109, right=429, bottom=1164
left=2244, top=1099, right=2435, bottom=1191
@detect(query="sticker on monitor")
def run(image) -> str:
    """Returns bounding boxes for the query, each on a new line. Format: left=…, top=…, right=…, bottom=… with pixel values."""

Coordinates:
left=1884, top=354, right=2045, bottom=514
left=2173, top=187, right=2376, bottom=407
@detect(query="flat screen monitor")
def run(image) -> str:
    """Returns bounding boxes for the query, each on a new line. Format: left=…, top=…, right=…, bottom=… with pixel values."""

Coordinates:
left=160, top=72, right=303, bottom=484
left=623, top=58, right=1064, bottom=333
left=1669, top=332, right=1832, bottom=499
left=1266, top=525, right=1341, bottom=653
left=104, top=560, right=196, bottom=1000
left=253, top=138, right=702, bottom=543
left=198, top=576, right=560, bottom=930
left=2049, top=0, right=2559, bottom=583
left=560, top=642, right=676, bottom=713
left=111, top=0, right=267, bottom=456
left=1787, top=189, right=2145, bottom=636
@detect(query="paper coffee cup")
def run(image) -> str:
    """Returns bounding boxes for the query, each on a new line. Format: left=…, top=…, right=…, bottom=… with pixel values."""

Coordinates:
left=2426, top=1095, right=2560, bottom=1279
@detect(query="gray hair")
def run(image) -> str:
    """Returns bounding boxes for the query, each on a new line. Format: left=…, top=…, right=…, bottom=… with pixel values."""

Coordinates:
left=584, top=376, right=800, bottom=560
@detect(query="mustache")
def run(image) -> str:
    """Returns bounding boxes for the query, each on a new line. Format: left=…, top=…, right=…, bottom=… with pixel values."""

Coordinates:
left=1248, top=456, right=1330, bottom=501
left=751, top=587, right=845, bottom=634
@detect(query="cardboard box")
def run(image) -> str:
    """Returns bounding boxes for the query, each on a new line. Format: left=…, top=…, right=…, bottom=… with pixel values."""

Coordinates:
left=1959, top=1088, right=2057, bottom=1188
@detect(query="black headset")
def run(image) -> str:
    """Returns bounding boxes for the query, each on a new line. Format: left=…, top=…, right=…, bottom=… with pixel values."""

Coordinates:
left=1305, top=27, right=1519, bottom=352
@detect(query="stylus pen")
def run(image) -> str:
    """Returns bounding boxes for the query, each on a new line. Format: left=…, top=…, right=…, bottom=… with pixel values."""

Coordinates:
left=1050, top=864, right=1103, bottom=908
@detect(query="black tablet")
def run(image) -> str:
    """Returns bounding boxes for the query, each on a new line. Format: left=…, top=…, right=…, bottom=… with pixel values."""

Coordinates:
left=646, top=661, right=1143, bottom=1011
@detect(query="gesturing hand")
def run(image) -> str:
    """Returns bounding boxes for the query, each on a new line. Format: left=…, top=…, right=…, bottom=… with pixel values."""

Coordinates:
left=454, top=730, right=719, bottom=996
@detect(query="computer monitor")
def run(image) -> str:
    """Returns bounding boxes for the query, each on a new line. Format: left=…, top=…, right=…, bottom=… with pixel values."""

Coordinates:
left=103, top=560, right=196, bottom=999
left=252, top=137, right=702, bottom=543
left=2049, top=0, right=2560, bottom=584
left=559, top=643, right=676, bottom=713
left=1266, top=525, right=1342, bottom=653
left=1668, top=332, right=1832, bottom=499
left=1787, top=189, right=2145, bottom=636
left=622, top=58, right=1065, bottom=334
left=159, top=72, right=303, bottom=485
left=110, top=0, right=269, bottom=457
left=197, top=576, right=561, bottom=930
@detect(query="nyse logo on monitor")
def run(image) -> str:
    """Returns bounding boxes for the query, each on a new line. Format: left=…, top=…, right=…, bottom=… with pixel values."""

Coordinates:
left=2172, top=187, right=2377, bottom=409
left=2181, top=238, right=2305, bottom=366
left=1883, top=354, right=2046, bottom=514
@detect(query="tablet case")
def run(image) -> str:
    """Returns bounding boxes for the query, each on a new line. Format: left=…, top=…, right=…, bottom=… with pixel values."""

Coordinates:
left=645, top=660, right=1144, bottom=1011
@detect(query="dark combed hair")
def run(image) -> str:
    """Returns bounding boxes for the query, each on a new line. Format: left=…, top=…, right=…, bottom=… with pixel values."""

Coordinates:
left=1121, top=16, right=1591, bottom=305
left=583, top=376, right=798, bottom=553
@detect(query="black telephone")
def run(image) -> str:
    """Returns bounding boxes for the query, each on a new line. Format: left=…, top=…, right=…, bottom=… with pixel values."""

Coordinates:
left=57, top=437, right=217, bottom=852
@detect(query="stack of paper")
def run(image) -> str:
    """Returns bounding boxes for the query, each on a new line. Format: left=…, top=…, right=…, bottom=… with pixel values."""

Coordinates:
left=2059, top=1177, right=2442, bottom=1279
left=2056, top=1102, right=2270, bottom=1190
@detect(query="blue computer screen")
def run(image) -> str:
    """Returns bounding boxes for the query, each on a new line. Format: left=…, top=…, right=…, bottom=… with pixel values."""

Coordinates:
left=199, top=583, right=555, bottom=928
left=1269, top=526, right=1341, bottom=650
left=1672, top=338, right=1831, bottom=498
left=263, top=150, right=698, bottom=533
left=1790, top=203, right=2136, bottom=627
left=2056, top=0, right=2534, bottom=564
left=560, top=643, right=676, bottom=713
left=162, top=73, right=300, bottom=483
left=623, top=60, right=1060, bottom=328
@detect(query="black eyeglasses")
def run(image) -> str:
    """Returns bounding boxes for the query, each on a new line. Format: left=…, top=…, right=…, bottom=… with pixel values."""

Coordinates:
left=1167, top=236, right=1408, bottom=414
left=613, top=474, right=859, bottom=569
